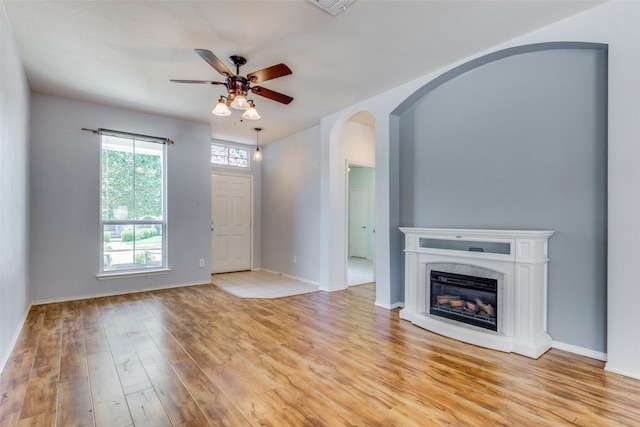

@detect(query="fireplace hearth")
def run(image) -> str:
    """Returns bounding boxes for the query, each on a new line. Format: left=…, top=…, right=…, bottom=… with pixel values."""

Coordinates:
left=399, top=228, right=555, bottom=359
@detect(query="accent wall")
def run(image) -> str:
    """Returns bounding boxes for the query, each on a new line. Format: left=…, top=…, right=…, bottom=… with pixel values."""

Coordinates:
left=396, top=45, right=608, bottom=352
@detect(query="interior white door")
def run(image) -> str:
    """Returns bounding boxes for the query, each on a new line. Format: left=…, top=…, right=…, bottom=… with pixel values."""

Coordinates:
left=211, top=174, right=251, bottom=273
left=349, top=187, right=369, bottom=258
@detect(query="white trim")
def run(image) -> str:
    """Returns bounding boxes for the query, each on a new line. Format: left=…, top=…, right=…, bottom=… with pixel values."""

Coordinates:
left=100, top=136, right=168, bottom=274
left=376, top=301, right=404, bottom=310
left=31, top=281, right=211, bottom=306
left=97, top=267, right=170, bottom=280
left=211, top=163, right=253, bottom=172
left=0, top=304, right=32, bottom=374
left=347, top=160, right=375, bottom=169
left=344, top=159, right=350, bottom=286
left=551, top=340, right=607, bottom=362
left=605, top=364, right=640, bottom=380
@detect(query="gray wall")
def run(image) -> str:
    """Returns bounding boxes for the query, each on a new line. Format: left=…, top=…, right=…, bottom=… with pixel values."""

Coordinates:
left=0, top=5, right=30, bottom=369
left=396, top=46, right=608, bottom=352
left=29, top=93, right=212, bottom=302
left=261, top=126, right=321, bottom=283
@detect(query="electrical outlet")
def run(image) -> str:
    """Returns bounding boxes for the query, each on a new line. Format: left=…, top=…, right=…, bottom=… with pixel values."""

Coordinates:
left=199, top=259, right=205, bottom=267
left=293, top=256, right=297, bottom=263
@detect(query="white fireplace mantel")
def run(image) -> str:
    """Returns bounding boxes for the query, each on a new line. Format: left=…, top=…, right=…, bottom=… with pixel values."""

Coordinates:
left=399, top=227, right=555, bottom=358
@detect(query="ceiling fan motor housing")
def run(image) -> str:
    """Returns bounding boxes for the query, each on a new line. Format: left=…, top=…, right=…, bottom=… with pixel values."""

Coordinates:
left=226, top=75, right=250, bottom=101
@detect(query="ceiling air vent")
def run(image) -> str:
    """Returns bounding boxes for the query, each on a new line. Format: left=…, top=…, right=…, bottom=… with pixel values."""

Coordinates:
left=308, top=0, right=356, bottom=16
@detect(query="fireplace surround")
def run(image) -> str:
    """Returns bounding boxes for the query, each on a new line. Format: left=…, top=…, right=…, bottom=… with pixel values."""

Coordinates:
left=399, top=228, right=555, bottom=358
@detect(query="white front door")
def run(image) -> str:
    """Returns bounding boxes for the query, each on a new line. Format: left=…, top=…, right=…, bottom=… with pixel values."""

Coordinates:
left=349, top=187, right=369, bottom=258
left=211, top=174, right=252, bottom=273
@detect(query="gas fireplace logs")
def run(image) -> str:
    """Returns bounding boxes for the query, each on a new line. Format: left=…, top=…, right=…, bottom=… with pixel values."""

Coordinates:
left=475, top=298, right=495, bottom=317
left=435, top=295, right=495, bottom=317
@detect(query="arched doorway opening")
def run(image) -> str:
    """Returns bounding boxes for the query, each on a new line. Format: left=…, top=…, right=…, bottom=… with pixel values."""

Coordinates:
left=341, top=111, right=376, bottom=286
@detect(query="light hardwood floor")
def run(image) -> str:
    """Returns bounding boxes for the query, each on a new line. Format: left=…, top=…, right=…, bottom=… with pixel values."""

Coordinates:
left=2, top=278, right=640, bottom=426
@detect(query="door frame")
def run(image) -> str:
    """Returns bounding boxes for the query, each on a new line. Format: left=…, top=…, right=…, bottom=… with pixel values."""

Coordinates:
left=211, top=171, right=254, bottom=273
left=345, top=160, right=375, bottom=286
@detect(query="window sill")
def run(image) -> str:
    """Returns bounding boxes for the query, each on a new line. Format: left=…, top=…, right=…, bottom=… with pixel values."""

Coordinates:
left=97, top=268, right=170, bottom=280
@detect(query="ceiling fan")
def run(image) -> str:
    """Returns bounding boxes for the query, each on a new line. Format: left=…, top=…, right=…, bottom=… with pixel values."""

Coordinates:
left=171, top=49, right=293, bottom=119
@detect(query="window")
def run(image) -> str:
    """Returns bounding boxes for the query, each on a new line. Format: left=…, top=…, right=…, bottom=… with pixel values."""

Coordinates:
left=211, top=143, right=249, bottom=168
left=100, top=134, right=166, bottom=274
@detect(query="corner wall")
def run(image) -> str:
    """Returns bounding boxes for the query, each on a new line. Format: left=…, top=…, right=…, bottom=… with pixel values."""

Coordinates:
left=261, top=126, right=321, bottom=283
left=0, top=3, right=30, bottom=369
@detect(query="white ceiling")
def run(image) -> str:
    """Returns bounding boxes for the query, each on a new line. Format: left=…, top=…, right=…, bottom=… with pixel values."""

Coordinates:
left=2, top=0, right=603, bottom=145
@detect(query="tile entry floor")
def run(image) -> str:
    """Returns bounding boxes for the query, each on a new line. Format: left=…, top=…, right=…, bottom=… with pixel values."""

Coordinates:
left=348, top=256, right=374, bottom=286
left=212, top=270, right=319, bottom=299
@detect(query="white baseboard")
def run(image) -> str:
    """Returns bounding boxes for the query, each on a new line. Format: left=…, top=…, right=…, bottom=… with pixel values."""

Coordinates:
left=375, top=300, right=404, bottom=310
left=1, top=304, right=32, bottom=373
left=30, top=280, right=212, bottom=306
left=604, top=363, right=640, bottom=380
left=551, top=340, right=607, bottom=361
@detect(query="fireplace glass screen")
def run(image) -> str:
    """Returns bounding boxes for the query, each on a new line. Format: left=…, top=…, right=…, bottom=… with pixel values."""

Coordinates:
left=430, top=270, right=498, bottom=331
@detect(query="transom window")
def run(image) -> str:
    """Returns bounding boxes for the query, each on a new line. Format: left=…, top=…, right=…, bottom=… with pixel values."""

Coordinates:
left=211, top=143, right=249, bottom=168
left=100, top=134, right=167, bottom=274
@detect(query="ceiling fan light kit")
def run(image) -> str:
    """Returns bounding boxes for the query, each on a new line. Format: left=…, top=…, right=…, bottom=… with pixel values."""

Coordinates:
left=171, top=50, right=293, bottom=121
left=212, top=97, right=232, bottom=116
left=230, top=94, right=250, bottom=110
left=242, top=101, right=261, bottom=120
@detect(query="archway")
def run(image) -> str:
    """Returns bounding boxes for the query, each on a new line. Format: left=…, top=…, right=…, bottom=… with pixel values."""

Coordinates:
left=343, top=111, right=376, bottom=286
left=320, top=109, right=375, bottom=292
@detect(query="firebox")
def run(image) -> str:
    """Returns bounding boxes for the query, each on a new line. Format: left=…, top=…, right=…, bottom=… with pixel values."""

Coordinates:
left=430, top=270, right=498, bottom=331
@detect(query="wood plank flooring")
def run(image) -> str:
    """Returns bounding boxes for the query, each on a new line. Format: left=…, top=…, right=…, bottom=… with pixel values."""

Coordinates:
left=2, top=278, right=640, bottom=426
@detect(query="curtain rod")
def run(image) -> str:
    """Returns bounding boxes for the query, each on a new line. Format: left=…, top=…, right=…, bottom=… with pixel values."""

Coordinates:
left=82, top=127, right=174, bottom=145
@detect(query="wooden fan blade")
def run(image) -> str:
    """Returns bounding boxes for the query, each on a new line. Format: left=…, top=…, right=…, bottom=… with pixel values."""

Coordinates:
left=194, top=49, right=234, bottom=77
left=251, top=86, right=294, bottom=104
left=170, top=79, right=225, bottom=85
left=247, top=63, right=292, bottom=83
